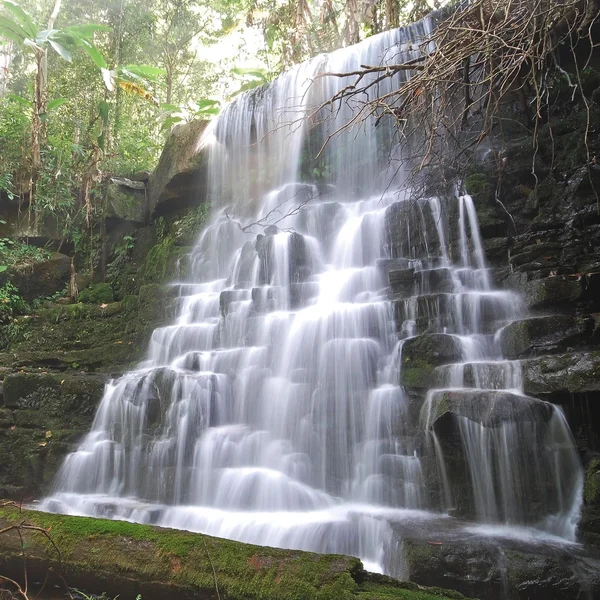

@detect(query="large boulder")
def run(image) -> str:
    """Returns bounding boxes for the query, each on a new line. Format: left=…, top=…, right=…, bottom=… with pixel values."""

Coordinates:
left=105, top=177, right=147, bottom=223
left=423, top=389, right=553, bottom=431
left=11, top=252, right=70, bottom=302
left=400, top=334, right=463, bottom=389
left=148, top=120, right=209, bottom=218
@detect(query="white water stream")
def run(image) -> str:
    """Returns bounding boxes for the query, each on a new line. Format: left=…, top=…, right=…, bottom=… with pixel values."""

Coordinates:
left=41, top=14, right=583, bottom=577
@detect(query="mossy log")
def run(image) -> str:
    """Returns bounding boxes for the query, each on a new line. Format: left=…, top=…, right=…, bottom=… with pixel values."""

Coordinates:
left=0, top=506, right=468, bottom=600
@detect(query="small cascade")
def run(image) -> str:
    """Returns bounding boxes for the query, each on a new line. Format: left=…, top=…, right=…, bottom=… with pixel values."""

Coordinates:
left=42, top=10, right=583, bottom=580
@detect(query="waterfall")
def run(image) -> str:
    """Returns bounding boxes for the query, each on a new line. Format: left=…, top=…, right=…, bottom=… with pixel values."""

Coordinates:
left=41, top=13, right=583, bottom=576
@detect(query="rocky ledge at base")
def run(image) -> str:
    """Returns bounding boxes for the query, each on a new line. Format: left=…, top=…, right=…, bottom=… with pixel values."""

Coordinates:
left=0, top=505, right=466, bottom=600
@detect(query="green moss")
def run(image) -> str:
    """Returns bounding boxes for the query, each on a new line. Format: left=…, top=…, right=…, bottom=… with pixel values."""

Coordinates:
left=3, top=373, right=61, bottom=408
left=584, top=458, right=600, bottom=506
left=464, top=173, right=490, bottom=201
left=138, top=237, right=181, bottom=284
left=400, top=366, right=437, bottom=389
left=78, top=283, right=115, bottom=304
left=0, top=508, right=468, bottom=600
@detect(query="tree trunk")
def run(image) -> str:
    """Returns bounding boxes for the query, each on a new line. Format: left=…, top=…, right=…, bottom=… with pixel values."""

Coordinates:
left=39, top=0, right=62, bottom=146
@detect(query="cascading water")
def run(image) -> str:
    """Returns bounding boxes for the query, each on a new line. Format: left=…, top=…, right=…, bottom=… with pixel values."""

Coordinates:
left=42, top=12, right=583, bottom=577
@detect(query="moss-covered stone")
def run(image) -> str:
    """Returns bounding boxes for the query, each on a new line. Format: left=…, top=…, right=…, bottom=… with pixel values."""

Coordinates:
left=106, top=179, right=147, bottom=223
left=78, top=283, right=115, bottom=304
left=521, top=351, right=600, bottom=395
left=423, top=389, right=552, bottom=431
left=499, top=315, right=589, bottom=359
left=514, top=277, right=582, bottom=310
left=3, top=372, right=61, bottom=408
left=585, top=457, right=600, bottom=507
left=0, top=507, right=467, bottom=600
left=10, top=252, right=70, bottom=303
left=402, top=334, right=463, bottom=369
left=0, top=372, right=105, bottom=496
left=148, top=119, right=209, bottom=218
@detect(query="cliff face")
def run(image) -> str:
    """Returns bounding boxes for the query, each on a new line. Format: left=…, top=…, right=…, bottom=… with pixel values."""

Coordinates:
left=462, top=74, right=600, bottom=548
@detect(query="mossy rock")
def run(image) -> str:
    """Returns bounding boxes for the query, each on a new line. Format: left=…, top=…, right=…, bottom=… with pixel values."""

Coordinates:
left=423, top=389, right=552, bottom=431
left=0, top=507, right=467, bottom=600
left=148, top=119, right=210, bottom=218
left=585, top=457, right=600, bottom=507
left=78, top=283, right=115, bottom=304
left=499, top=315, right=589, bottom=359
left=402, top=334, right=463, bottom=369
left=515, top=277, right=582, bottom=310
left=106, top=179, right=147, bottom=223
left=521, top=351, right=600, bottom=395
left=3, top=373, right=61, bottom=408
left=10, top=252, right=70, bottom=303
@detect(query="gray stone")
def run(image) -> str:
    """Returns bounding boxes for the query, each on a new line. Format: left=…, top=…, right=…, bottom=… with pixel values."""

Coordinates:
left=402, top=333, right=463, bottom=368
left=521, top=351, right=600, bottom=395
left=499, top=315, right=589, bottom=359
left=106, top=179, right=147, bottom=223
left=11, top=252, right=70, bottom=303
left=424, top=389, right=553, bottom=430
left=148, top=120, right=209, bottom=217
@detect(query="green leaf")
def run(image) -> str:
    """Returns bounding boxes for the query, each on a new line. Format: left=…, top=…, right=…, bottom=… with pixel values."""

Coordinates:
left=231, top=79, right=265, bottom=96
left=63, top=24, right=111, bottom=38
left=160, top=115, right=184, bottom=131
left=197, top=106, right=219, bottom=116
left=47, top=97, right=68, bottom=110
left=78, top=39, right=107, bottom=68
left=121, top=64, right=165, bottom=81
left=231, top=67, right=268, bottom=80
left=196, top=99, right=220, bottom=110
left=1, top=0, right=36, bottom=38
left=6, top=92, right=31, bottom=106
left=48, top=39, right=72, bottom=61
left=0, top=266, right=8, bottom=273
left=0, top=20, right=25, bottom=43
left=159, top=103, right=180, bottom=111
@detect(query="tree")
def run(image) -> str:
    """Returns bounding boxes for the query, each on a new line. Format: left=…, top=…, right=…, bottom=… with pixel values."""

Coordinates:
left=0, top=0, right=109, bottom=222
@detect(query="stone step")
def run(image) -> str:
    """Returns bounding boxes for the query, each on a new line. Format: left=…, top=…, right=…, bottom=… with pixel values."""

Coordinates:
left=423, top=388, right=553, bottom=430
left=393, top=291, right=519, bottom=336
left=498, top=315, right=592, bottom=359
left=251, top=282, right=320, bottom=311
left=434, top=360, right=523, bottom=390
left=219, top=289, right=251, bottom=317
left=520, top=351, right=600, bottom=395
left=400, top=334, right=464, bottom=389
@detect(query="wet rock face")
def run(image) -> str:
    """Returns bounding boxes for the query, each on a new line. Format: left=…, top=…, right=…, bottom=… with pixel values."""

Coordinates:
left=426, top=389, right=553, bottom=430
left=498, top=315, right=592, bottom=359
left=384, top=199, right=444, bottom=260
left=0, top=373, right=105, bottom=499
left=467, top=82, right=600, bottom=550
left=255, top=231, right=314, bottom=285
left=148, top=120, right=209, bottom=218
left=404, top=536, right=600, bottom=600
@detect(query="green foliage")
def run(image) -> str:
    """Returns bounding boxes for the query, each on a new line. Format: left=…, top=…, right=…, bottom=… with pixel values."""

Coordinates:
left=0, top=281, right=29, bottom=321
left=0, top=238, right=49, bottom=268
